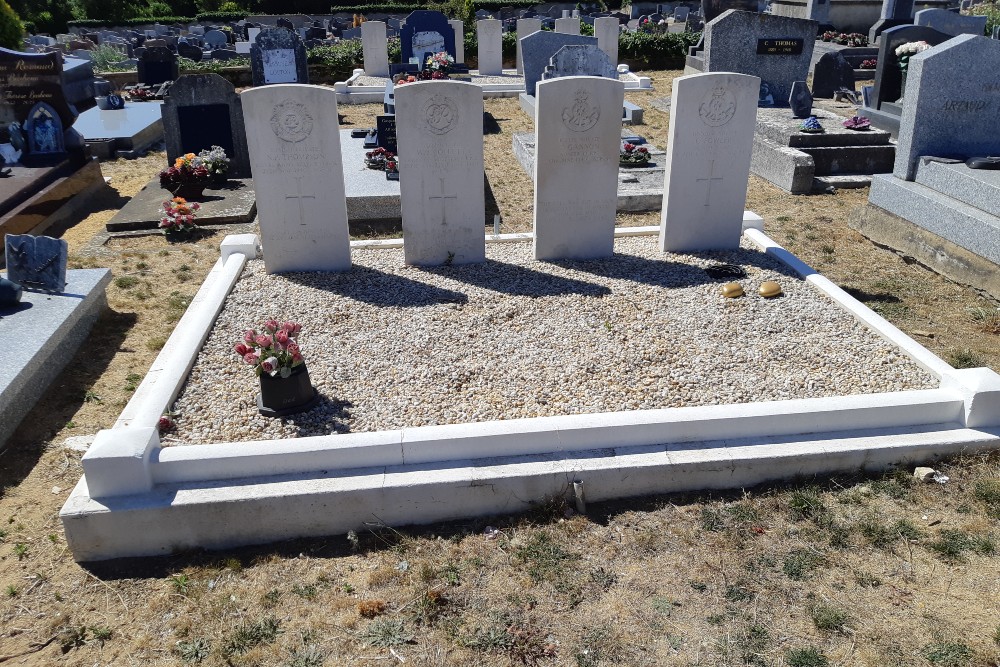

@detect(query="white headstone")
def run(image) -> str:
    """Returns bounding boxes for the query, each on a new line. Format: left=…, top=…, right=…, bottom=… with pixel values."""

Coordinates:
left=361, top=21, right=389, bottom=76
left=449, top=19, right=465, bottom=63
left=248, top=27, right=261, bottom=43
left=555, top=17, right=581, bottom=34
left=242, top=84, right=351, bottom=273
left=533, top=76, right=624, bottom=260
left=517, top=18, right=542, bottom=74
left=594, top=16, right=619, bottom=66
left=659, top=72, right=759, bottom=253
left=395, top=80, right=486, bottom=266
left=477, top=19, right=503, bottom=75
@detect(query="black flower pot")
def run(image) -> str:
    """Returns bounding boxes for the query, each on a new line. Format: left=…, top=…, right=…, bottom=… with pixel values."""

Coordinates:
left=256, top=363, right=319, bottom=417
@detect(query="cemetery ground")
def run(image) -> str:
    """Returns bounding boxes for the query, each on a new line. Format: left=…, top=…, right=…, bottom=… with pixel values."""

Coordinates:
left=1, top=72, right=1000, bottom=666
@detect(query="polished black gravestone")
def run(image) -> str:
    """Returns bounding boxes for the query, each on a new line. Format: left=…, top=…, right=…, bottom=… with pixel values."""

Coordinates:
left=789, top=81, right=813, bottom=118
left=376, top=114, right=397, bottom=154
left=137, top=46, right=178, bottom=86
left=250, top=28, right=308, bottom=86
left=812, top=51, right=856, bottom=98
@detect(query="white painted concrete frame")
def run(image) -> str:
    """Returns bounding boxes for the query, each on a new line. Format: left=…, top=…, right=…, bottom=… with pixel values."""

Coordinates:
left=61, top=227, right=1000, bottom=561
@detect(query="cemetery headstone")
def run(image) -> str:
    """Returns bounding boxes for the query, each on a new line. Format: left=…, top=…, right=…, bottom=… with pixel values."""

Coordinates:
left=241, top=84, right=351, bottom=272
left=362, top=21, right=389, bottom=76
left=521, top=31, right=600, bottom=97
left=869, top=0, right=916, bottom=43
left=376, top=113, right=396, bottom=153
left=805, top=0, right=831, bottom=26
left=594, top=16, right=620, bottom=66
left=477, top=19, right=503, bottom=75
left=913, top=8, right=988, bottom=37
left=395, top=80, right=486, bottom=266
left=137, top=46, right=178, bottom=86
left=533, top=76, right=624, bottom=260
left=4, top=234, right=68, bottom=292
left=893, top=34, right=1000, bottom=180
left=400, top=10, right=456, bottom=65
left=449, top=20, right=465, bottom=63
left=789, top=80, right=812, bottom=117
left=542, top=45, right=616, bottom=81
left=177, top=41, right=203, bottom=61
left=516, top=18, right=542, bottom=74
left=162, top=73, right=251, bottom=178
left=204, top=29, right=228, bottom=48
left=276, top=17, right=294, bottom=30
left=701, top=0, right=757, bottom=23
left=660, top=72, right=759, bottom=252
left=870, top=25, right=951, bottom=113
left=555, top=17, right=581, bottom=34
left=701, top=10, right=816, bottom=107
left=0, top=48, right=75, bottom=152
left=674, top=6, right=690, bottom=21
left=251, top=28, right=308, bottom=86
left=811, top=51, right=856, bottom=98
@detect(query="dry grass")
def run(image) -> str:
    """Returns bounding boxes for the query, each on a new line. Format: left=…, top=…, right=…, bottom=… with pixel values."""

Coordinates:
left=0, top=72, right=999, bottom=666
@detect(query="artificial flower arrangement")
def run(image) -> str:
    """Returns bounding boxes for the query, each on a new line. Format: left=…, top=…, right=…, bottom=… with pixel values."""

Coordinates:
left=159, top=152, right=210, bottom=190
left=619, top=142, right=651, bottom=166
left=197, top=145, right=230, bottom=180
left=365, top=146, right=396, bottom=171
left=425, top=51, right=455, bottom=73
left=393, top=51, right=455, bottom=86
left=895, top=41, right=931, bottom=71
left=860, top=58, right=877, bottom=69
left=842, top=115, right=871, bottom=131
left=159, top=196, right=201, bottom=235
left=821, top=31, right=868, bottom=46
left=235, top=319, right=305, bottom=378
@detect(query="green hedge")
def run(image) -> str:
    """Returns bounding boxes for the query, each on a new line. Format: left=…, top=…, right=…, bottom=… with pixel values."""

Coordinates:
left=618, top=30, right=698, bottom=69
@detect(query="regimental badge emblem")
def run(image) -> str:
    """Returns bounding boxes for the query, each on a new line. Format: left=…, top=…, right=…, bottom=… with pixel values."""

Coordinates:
left=270, top=99, right=313, bottom=142
left=698, top=86, right=737, bottom=127
left=423, top=94, right=458, bottom=135
left=561, top=90, right=600, bottom=132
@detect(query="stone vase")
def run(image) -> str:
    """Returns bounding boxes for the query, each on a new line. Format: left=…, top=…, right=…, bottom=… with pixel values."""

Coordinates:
left=256, top=363, right=319, bottom=418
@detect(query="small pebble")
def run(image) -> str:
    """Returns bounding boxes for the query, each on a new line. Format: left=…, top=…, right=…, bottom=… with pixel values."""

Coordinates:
left=759, top=280, right=783, bottom=298
left=722, top=282, right=744, bottom=298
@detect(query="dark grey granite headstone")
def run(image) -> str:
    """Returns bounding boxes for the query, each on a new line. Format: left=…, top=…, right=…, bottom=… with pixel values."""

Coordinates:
left=4, top=234, right=68, bottom=292
left=0, top=48, right=75, bottom=136
left=521, top=31, right=600, bottom=97
left=542, top=44, right=616, bottom=81
left=894, top=34, right=1000, bottom=180
left=700, top=0, right=757, bottom=23
left=789, top=81, right=812, bottom=117
left=376, top=114, right=397, bottom=153
left=204, top=29, right=229, bottom=47
left=399, top=10, right=456, bottom=64
left=250, top=28, right=308, bottom=86
left=913, top=9, right=987, bottom=37
left=177, top=41, right=203, bottom=61
left=869, top=0, right=916, bottom=43
left=161, top=73, right=251, bottom=178
left=811, top=51, right=856, bottom=98
left=137, top=46, right=178, bottom=86
left=870, top=25, right=951, bottom=112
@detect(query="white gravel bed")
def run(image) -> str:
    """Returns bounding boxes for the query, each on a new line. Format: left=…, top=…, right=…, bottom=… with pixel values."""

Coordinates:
left=168, top=236, right=938, bottom=445
left=351, top=72, right=633, bottom=87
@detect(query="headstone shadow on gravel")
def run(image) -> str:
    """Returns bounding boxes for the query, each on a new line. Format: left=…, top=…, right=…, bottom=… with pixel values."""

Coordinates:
left=280, top=266, right=468, bottom=307
left=418, top=259, right=611, bottom=298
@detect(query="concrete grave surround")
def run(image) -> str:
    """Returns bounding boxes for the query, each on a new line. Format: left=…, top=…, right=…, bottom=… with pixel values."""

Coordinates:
left=533, top=76, right=625, bottom=260
left=555, top=17, right=581, bottom=34
left=516, top=18, right=542, bottom=74
left=448, top=20, right=465, bottom=63
left=250, top=28, right=308, bottom=86
left=660, top=72, right=759, bottom=252
left=361, top=21, right=389, bottom=76
left=914, top=8, right=987, bottom=37
left=702, top=10, right=817, bottom=106
left=395, top=81, right=486, bottom=266
left=894, top=34, right=1000, bottom=180
left=477, top=19, right=503, bottom=75
left=241, top=84, right=350, bottom=272
left=594, top=16, right=620, bottom=66
left=521, top=31, right=600, bottom=97
left=162, top=74, right=251, bottom=178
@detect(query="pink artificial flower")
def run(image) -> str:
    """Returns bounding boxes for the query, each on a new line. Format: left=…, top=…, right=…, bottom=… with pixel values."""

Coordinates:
left=243, top=329, right=256, bottom=344
left=263, top=319, right=279, bottom=333
left=623, top=142, right=634, bottom=151
left=256, top=334, right=273, bottom=348
left=157, top=415, right=174, bottom=432
left=243, top=352, right=258, bottom=365
left=286, top=342, right=300, bottom=356
left=291, top=352, right=303, bottom=363
left=637, top=147, right=648, bottom=153
left=261, top=357, right=278, bottom=375
left=234, top=343, right=249, bottom=356
left=282, top=320, right=301, bottom=335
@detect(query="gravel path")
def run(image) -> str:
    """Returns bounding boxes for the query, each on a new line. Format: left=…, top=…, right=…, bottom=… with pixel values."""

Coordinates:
left=168, top=237, right=938, bottom=445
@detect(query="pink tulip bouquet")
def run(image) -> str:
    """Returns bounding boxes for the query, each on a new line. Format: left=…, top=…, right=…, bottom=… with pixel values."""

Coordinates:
left=234, top=319, right=305, bottom=378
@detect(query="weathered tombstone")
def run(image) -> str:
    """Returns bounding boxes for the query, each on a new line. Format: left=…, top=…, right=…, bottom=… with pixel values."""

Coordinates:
left=137, top=46, right=178, bottom=86
left=811, top=51, right=856, bottom=98
left=162, top=74, right=251, bottom=178
left=542, top=45, right=616, bottom=81
left=516, top=18, right=542, bottom=74
left=177, top=41, right=203, bottom=61
left=448, top=20, right=465, bottom=63
left=521, top=31, right=600, bottom=97
left=555, top=17, right=581, bottom=34
left=400, top=10, right=456, bottom=65
left=894, top=34, right=1000, bottom=180
left=361, top=21, right=389, bottom=76
left=395, top=80, right=485, bottom=266
left=594, top=16, right=619, bottom=66
left=701, top=0, right=757, bottom=23
left=477, top=19, right=503, bottom=75
left=869, top=0, right=915, bottom=43
left=251, top=28, right=308, bottom=86
left=4, top=234, right=68, bottom=292
left=241, top=84, right=350, bottom=272
left=699, top=10, right=816, bottom=107
left=913, top=8, right=988, bottom=37
left=660, top=72, right=759, bottom=252
left=533, top=76, right=624, bottom=260
left=376, top=113, right=396, bottom=153
left=788, top=80, right=812, bottom=117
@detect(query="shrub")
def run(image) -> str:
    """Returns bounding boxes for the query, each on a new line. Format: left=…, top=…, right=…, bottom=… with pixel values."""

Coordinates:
left=618, top=30, right=699, bottom=69
left=0, top=0, right=24, bottom=50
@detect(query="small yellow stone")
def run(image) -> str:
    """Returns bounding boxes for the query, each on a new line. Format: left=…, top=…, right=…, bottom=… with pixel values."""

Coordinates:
left=759, top=280, right=783, bottom=298
left=721, top=282, right=744, bottom=298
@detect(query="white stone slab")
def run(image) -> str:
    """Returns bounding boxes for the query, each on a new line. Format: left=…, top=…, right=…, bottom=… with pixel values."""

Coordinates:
left=516, top=18, right=542, bottom=74
left=555, top=17, right=581, bottom=34
left=361, top=21, right=389, bottom=76
left=595, top=16, right=619, bottom=66
left=262, top=48, right=297, bottom=84
left=477, top=19, right=503, bottom=76
left=449, top=20, right=464, bottom=63
left=395, top=80, right=486, bottom=266
left=533, top=76, right=624, bottom=260
left=235, top=41, right=251, bottom=54
left=242, top=84, right=351, bottom=272
left=659, top=72, right=759, bottom=253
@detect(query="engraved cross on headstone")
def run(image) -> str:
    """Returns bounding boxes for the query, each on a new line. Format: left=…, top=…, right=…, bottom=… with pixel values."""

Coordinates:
left=695, top=160, right=724, bottom=207
left=428, top=177, right=459, bottom=224
left=285, top=176, right=316, bottom=227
